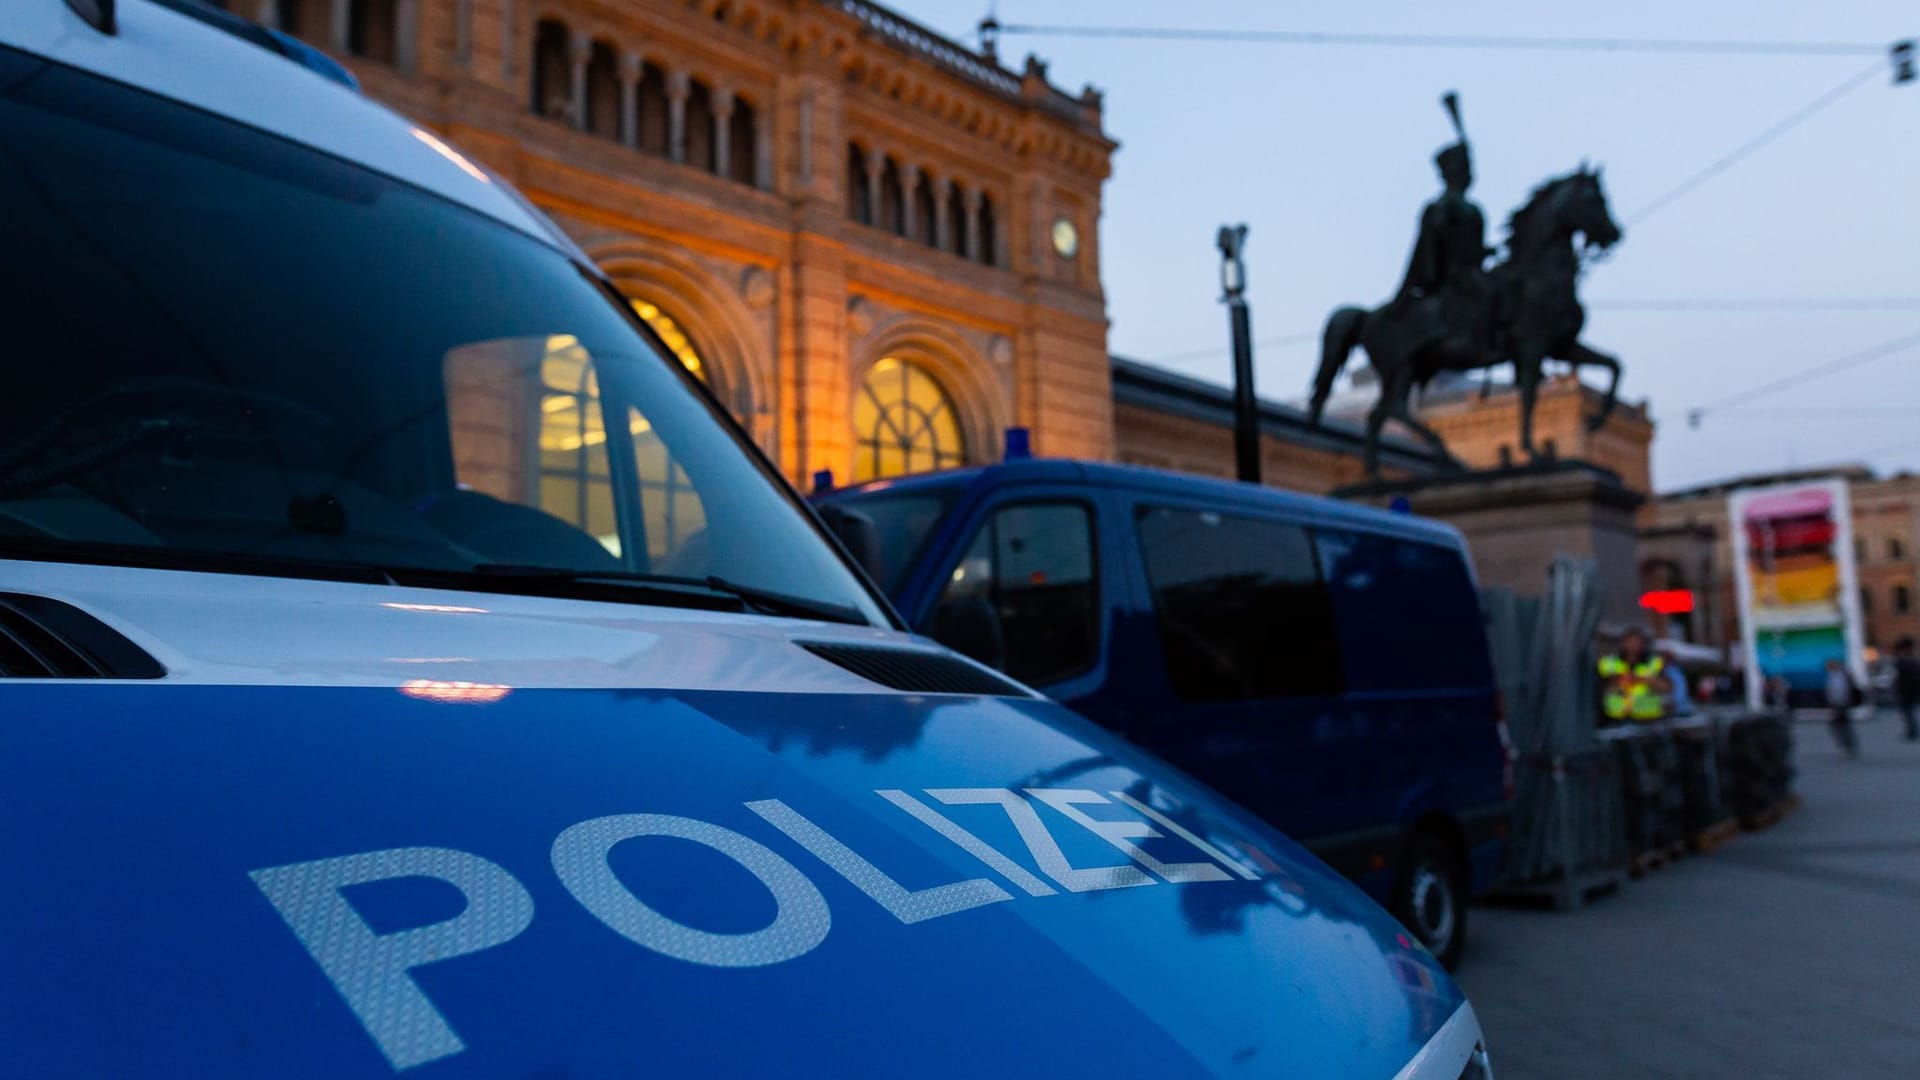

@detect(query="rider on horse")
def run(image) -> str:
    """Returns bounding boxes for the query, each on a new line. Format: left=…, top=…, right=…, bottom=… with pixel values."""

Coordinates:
left=1396, top=93, right=1497, bottom=365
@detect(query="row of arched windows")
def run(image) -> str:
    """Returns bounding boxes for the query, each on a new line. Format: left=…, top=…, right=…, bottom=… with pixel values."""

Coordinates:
left=845, top=143, right=999, bottom=267
left=243, top=0, right=404, bottom=66
left=531, top=18, right=765, bottom=189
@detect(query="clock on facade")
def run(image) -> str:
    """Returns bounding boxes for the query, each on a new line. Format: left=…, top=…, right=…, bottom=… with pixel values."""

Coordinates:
left=1050, top=216, right=1079, bottom=259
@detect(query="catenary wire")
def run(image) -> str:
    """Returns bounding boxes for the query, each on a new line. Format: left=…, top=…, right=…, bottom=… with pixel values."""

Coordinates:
left=994, top=23, right=1891, bottom=58
left=1590, top=298, right=1920, bottom=312
left=1623, top=59, right=1884, bottom=225
left=1142, top=331, right=1318, bottom=366
left=1686, top=328, right=1920, bottom=424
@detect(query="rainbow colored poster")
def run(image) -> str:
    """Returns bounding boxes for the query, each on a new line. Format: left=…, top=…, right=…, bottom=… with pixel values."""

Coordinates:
left=1729, top=478, right=1865, bottom=705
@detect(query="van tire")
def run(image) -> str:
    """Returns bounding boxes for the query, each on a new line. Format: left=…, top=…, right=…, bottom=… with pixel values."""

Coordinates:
left=1391, top=832, right=1467, bottom=969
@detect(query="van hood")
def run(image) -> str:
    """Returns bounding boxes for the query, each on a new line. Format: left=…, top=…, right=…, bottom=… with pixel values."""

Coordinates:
left=0, top=565, right=1474, bottom=1078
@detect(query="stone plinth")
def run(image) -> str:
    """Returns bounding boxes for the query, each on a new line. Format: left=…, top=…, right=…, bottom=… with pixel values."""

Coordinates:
left=1337, top=461, right=1647, bottom=625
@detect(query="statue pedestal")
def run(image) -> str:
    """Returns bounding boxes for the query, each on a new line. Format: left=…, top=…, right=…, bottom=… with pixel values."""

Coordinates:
left=1335, top=461, right=1646, bottom=626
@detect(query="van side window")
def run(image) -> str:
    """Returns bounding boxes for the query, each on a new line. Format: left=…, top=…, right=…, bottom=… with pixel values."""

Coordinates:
left=1135, top=506, right=1343, bottom=701
left=932, top=503, right=1099, bottom=686
left=1315, top=531, right=1491, bottom=691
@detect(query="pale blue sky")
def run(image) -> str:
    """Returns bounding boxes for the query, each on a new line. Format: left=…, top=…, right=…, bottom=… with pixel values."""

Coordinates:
left=886, top=0, right=1920, bottom=492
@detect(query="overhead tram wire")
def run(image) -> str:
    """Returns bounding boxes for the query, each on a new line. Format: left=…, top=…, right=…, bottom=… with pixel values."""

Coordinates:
left=1147, top=296, right=1920, bottom=368
left=1144, top=331, right=1317, bottom=367
left=1624, top=58, right=1885, bottom=225
left=993, top=24, right=1889, bottom=58
left=1685, top=328, right=1920, bottom=428
left=1590, top=298, right=1920, bottom=312
left=1704, top=408, right=1920, bottom=419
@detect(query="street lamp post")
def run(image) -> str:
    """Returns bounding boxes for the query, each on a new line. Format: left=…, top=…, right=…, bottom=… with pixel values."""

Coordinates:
left=1218, top=224, right=1261, bottom=485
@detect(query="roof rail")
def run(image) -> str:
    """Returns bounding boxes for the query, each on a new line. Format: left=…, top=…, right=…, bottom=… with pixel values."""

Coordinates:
left=147, top=0, right=361, bottom=91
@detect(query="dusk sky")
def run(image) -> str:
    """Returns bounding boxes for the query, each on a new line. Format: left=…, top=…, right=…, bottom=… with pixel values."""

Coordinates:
left=888, top=0, right=1920, bottom=492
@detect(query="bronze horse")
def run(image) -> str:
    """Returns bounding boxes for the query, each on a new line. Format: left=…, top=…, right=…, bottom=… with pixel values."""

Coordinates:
left=1309, top=167, right=1625, bottom=477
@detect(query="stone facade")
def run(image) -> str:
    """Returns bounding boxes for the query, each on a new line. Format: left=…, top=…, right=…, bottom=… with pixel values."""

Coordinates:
left=1415, top=375, right=1656, bottom=498
left=245, top=0, right=1116, bottom=486
left=1345, top=466, right=1647, bottom=626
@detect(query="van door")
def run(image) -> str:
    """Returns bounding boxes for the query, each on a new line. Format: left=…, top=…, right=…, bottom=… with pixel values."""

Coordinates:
left=1312, top=529, right=1502, bottom=842
left=1121, top=501, right=1351, bottom=845
left=916, top=494, right=1108, bottom=701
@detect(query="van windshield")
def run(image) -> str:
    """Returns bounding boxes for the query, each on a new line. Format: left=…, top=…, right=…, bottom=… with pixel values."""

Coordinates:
left=822, top=487, right=961, bottom=597
left=0, top=50, right=883, bottom=626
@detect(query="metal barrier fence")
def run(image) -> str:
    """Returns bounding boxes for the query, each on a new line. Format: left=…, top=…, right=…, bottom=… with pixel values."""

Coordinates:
left=1484, top=558, right=1628, bottom=908
left=1485, top=560, right=1798, bottom=904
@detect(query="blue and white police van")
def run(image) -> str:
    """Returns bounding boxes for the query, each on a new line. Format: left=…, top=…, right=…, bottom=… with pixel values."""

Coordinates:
left=0, top=2, right=1492, bottom=1076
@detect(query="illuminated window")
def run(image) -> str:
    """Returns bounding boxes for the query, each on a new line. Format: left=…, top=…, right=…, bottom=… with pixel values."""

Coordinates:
left=853, top=357, right=965, bottom=481
left=631, top=300, right=705, bottom=381
left=536, top=336, right=705, bottom=564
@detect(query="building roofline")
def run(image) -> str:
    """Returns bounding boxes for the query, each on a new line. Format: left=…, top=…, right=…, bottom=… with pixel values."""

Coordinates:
left=1659, top=463, right=1877, bottom=501
left=1109, top=356, right=1442, bottom=472
left=827, top=0, right=1102, bottom=132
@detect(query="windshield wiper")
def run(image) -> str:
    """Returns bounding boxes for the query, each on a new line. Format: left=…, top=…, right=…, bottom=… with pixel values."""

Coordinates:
left=468, top=565, right=869, bottom=626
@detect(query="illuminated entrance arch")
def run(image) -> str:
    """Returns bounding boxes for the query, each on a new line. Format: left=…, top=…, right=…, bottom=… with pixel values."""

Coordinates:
left=853, top=357, right=967, bottom=481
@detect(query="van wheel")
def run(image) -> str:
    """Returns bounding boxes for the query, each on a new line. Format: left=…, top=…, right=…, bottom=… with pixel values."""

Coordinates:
left=1392, top=833, right=1467, bottom=969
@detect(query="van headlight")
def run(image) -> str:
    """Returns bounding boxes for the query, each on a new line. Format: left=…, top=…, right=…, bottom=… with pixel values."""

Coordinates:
left=1393, top=1003, right=1491, bottom=1080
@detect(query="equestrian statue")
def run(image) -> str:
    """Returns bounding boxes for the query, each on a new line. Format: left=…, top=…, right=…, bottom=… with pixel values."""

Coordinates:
left=1308, top=92, right=1626, bottom=477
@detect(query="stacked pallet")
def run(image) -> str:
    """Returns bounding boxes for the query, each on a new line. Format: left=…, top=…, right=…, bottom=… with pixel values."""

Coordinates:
left=1721, top=714, right=1796, bottom=828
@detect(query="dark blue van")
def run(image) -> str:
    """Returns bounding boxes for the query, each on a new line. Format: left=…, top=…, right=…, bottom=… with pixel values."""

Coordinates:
left=818, top=459, right=1511, bottom=965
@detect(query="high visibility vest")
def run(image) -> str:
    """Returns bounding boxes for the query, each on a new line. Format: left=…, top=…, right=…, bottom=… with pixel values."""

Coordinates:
left=1599, top=654, right=1667, bottom=721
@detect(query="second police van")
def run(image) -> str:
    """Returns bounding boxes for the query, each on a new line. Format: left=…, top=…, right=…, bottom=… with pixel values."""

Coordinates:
left=816, top=455, right=1513, bottom=967
left=0, top=1, right=1492, bottom=1076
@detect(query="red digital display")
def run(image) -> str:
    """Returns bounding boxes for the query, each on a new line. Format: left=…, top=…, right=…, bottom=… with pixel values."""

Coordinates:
left=1639, top=589, right=1695, bottom=615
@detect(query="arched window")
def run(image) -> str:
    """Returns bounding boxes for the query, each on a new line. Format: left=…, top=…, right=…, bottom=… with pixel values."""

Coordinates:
left=853, top=358, right=966, bottom=481
left=977, top=193, right=998, bottom=266
left=347, top=0, right=397, bottom=63
left=944, top=181, right=967, bottom=256
left=628, top=301, right=709, bottom=559
left=728, top=98, right=758, bottom=186
left=536, top=336, right=618, bottom=554
left=846, top=144, right=872, bottom=224
left=878, top=156, right=904, bottom=236
left=585, top=41, right=620, bottom=139
left=912, top=172, right=937, bottom=248
left=535, top=334, right=706, bottom=565
left=531, top=20, right=570, bottom=121
left=685, top=80, right=716, bottom=172
left=345, top=0, right=397, bottom=62
left=279, top=0, right=327, bottom=43
left=630, top=300, right=706, bottom=382
left=636, top=62, right=669, bottom=155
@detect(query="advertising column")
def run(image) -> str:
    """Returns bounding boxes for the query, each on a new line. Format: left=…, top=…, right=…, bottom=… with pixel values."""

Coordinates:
left=1730, top=477, right=1866, bottom=708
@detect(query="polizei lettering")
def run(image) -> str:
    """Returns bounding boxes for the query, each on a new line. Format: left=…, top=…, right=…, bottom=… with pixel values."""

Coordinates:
left=249, top=787, right=1265, bottom=1071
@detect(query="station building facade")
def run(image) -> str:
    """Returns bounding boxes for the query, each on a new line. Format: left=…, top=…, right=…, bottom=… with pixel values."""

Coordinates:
left=242, top=0, right=1117, bottom=494
left=221, top=0, right=1653, bottom=508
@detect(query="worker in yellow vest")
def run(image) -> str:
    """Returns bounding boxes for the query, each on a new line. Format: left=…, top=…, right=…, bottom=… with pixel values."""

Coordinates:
left=1599, top=628, right=1672, bottom=724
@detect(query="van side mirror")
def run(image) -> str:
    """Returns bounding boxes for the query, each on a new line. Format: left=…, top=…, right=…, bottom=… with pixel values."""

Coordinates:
left=928, top=594, right=1007, bottom=672
left=815, top=503, right=883, bottom=582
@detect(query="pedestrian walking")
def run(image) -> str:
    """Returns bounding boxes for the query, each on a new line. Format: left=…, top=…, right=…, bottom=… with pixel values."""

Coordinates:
left=1764, top=674, right=1791, bottom=712
left=1824, top=658, right=1860, bottom=759
left=1894, top=638, right=1920, bottom=742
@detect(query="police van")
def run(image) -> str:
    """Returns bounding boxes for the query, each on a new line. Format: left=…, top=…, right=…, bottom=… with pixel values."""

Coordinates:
left=814, top=458, right=1511, bottom=968
left=0, top=2, right=1491, bottom=1076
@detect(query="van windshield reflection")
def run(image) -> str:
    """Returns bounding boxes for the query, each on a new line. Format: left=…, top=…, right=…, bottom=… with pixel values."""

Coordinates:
left=0, top=55, right=882, bottom=625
